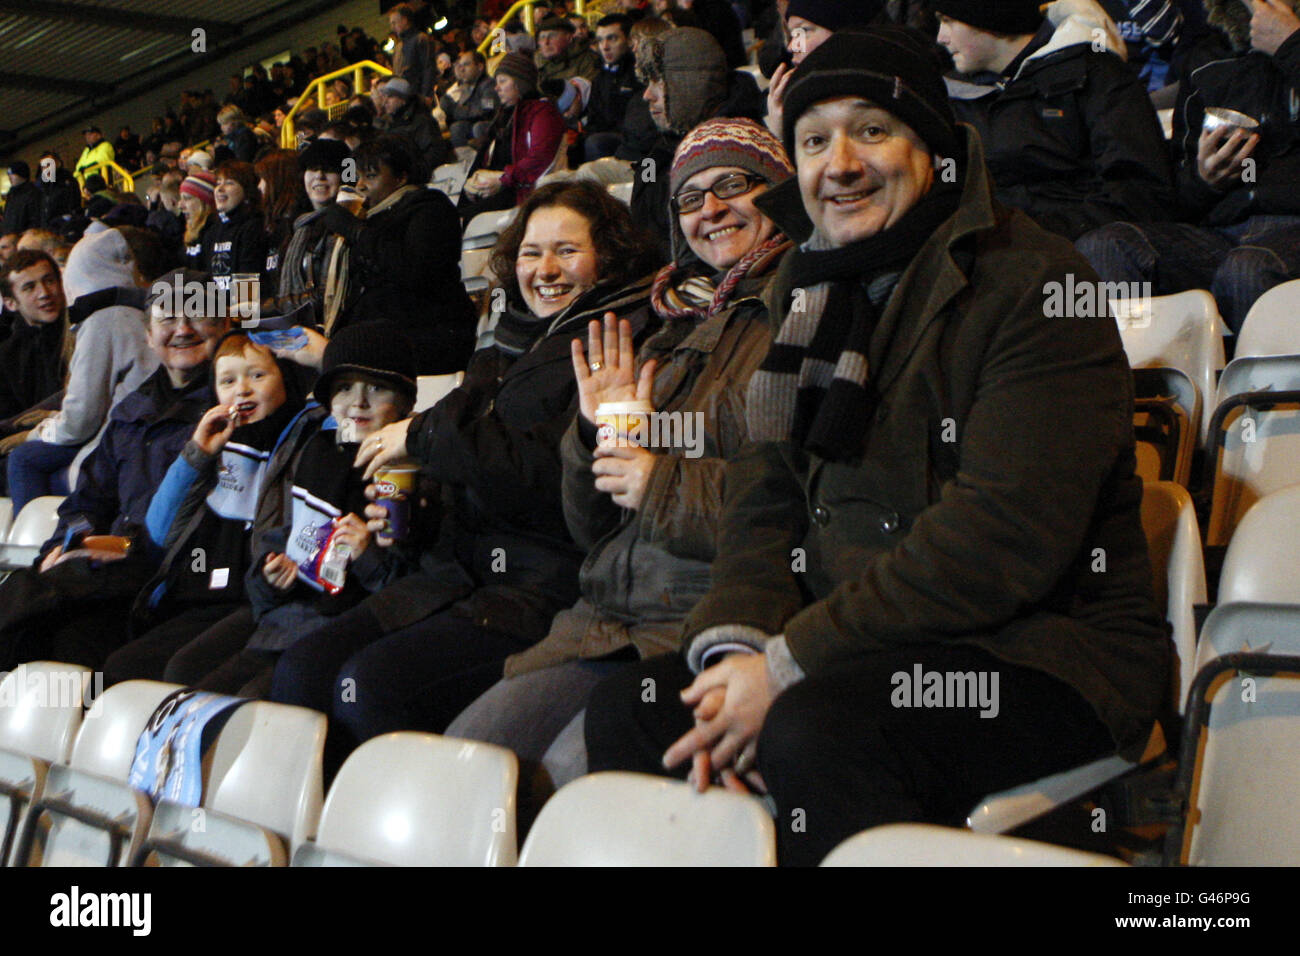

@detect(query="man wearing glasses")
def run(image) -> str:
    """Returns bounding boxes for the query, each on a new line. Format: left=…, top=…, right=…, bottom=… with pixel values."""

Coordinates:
left=0, top=269, right=232, bottom=671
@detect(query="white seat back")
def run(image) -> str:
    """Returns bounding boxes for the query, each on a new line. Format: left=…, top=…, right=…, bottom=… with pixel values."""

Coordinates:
left=519, top=772, right=776, bottom=866
left=415, top=372, right=465, bottom=413
left=1235, top=278, right=1300, bottom=358
left=822, top=824, right=1127, bottom=866
left=1206, top=402, right=1300, bottom=548
left=1217, top=485, right=1300, bottom=604
left=1179, top=605, right=1300, bottom=865
left=0, top=497, right=12, bottom=540
left=574, top=157, right=634, bottom=185
left=1214, top=354, right=1300, bottom=412
left=1140, top=482, right=1207, bottom=711
left=307, top=732, right=518, bottom=866
left=203, top=700, right=325, bottom=851
left=0, top=662, right=91, bottom=763
left=7, top=496, right=65, bottom=547
left=607, top=181, right=632, bottom=205
left=1112, top=290, right=1226, bottom=444
left=72, top=680, right=184, bottom=779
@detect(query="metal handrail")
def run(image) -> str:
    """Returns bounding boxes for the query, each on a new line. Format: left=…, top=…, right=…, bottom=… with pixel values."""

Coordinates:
left=477, top=0, right=589, bottom=57
left=280, top=59, right=392, bottom=149
left=80, top=160, right=135, bottom=194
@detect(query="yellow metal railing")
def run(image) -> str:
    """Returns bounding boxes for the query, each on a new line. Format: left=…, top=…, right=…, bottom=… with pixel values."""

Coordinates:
left=79, top=160, right=135, bottom=194
left=281, top=59, right=391, bottom=149
left=477, top=0, right=589, bottom=57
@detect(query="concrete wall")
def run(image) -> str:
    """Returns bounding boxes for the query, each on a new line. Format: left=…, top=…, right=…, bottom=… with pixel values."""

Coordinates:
left=27, top=0, right=390, bottom=176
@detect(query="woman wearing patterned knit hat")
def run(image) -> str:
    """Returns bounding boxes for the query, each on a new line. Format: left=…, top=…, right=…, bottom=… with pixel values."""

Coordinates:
left=459, top=51, right=566, bottom=223
left=444, top=118, right=795, bottom=819
left=177, top=169, right=216, bottom=272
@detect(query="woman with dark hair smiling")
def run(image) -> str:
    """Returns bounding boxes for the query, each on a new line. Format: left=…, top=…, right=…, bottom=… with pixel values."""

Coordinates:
left=271, top=179, right=663, bottom=775
left=204, top=160, right=267, bottom=297
left=313, top=134, right=475, bottom=374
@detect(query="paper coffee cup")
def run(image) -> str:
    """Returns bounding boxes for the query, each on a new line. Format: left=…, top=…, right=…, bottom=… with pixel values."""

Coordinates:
left=373, top=465, right=419, bottom=540
left=595, top=400, right=653, bottom=447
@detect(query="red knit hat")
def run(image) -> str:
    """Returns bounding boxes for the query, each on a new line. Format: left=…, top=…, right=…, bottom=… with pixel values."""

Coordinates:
left=179, top=169, right=216, bottom=207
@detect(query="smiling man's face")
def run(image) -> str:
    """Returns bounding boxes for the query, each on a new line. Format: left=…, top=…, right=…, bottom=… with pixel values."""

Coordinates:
left=794, top=96, right=935, bottom=246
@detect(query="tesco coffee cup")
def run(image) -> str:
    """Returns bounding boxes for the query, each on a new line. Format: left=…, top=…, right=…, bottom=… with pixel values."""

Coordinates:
left=595, top=400, right=653, bottom=447
left=373, top=465, right=419, bottom=541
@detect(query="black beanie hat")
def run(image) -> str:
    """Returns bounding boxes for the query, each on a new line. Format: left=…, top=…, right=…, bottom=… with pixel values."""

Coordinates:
left=786, top=0, right=885, bottom=31
left=781, top=26, right=959, bottom=159
left=930, top=0, right=1044, bottom=36
left=314, top=322, right=419, bottom=407
left=299, top=137, right=351, bottom=174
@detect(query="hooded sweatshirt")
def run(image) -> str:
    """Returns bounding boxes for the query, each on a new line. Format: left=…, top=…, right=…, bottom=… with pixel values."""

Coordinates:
left=32, top=229, right=159, bottom=478
left=631, top=28, right=766, bottom=259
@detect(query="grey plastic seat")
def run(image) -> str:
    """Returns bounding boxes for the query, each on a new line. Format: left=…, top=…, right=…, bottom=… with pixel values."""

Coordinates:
left=0, top=663, right=92, bottom=865
left=133, top=700, right=325, bottom=867
left=292, top=732, right=518, bottom=867
left=822, top=824, right=1127, bottom=867
left=518, top=772, right=776, bottom=866
left=1166, top=603, right=1300, bottom=865
left=14, top=680, right=181, bottom=867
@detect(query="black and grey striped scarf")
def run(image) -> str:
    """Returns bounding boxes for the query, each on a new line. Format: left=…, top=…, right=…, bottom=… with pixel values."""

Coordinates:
left=747, top=185, right=960, bottom=460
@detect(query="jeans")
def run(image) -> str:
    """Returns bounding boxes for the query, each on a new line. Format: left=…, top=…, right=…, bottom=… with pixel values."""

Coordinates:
left=582, top=131, right=623, bottom=163
left=1076, top=215, right=1300, bottom=332
left=7, top=439, right=78, bottom=514
left=586, top=647, right=1115, bottom=867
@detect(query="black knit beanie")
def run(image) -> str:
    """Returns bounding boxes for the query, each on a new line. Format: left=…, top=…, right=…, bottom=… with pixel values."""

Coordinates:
left=786, top=0, right=885, bottom=31
left=781, top=27, right=959, bottom=159
left=314, top=322, right=419, bottom=407
left=299, top=137, right=351, bottom=174
left=930, top=0, right=1044, bottom=36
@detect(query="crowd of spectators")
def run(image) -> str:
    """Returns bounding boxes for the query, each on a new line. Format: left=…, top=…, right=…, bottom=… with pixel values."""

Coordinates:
left=0, top=0, right=1297, bottom=865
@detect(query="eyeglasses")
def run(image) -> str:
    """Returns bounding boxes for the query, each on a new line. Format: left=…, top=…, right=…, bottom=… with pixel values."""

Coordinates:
left=671, top=172, right=764, bottom=214
left=152, top=314, right=226, bottom=330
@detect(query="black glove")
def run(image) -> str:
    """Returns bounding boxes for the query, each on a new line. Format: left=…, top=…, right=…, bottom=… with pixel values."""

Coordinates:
left=315, top=202, right=362, bottom=243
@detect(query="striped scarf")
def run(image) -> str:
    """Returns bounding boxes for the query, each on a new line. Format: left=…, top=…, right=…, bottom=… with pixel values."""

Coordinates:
left=747, top=185, right=960, bottom=460
left=650, top=235, right=792, bottom=322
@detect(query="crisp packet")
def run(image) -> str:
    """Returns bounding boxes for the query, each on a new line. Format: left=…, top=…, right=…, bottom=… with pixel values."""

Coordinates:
left=296, top=520, right=349, bottom=594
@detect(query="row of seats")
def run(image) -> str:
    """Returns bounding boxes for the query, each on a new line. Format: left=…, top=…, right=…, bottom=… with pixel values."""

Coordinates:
left=0, top=669, right=1120, bottom=867
left=4, top=481, right=1296, bottom=865
left=1120, top=280, right=1300, bottom=547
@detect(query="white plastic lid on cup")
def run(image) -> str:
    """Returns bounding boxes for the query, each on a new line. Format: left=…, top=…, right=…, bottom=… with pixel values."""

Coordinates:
left=1203, top=107, right=1260, bottom=134
left=595, top=400, right=654, bottom=416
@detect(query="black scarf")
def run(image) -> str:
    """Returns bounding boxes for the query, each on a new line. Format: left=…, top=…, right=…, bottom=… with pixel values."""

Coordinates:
left=748, top=183, right=960, bottom=460
left=491, top=275, right=656, bottom=358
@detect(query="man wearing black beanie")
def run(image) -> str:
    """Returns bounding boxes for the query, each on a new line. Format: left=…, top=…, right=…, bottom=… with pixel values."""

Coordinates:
left=584, top=26, right=1168, bottom=867
left=931, top=0, right=1174, bottom=240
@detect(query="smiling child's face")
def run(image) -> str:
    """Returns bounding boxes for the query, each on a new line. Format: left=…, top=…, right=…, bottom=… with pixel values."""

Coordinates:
left=330, top=373, right=404, bottom=443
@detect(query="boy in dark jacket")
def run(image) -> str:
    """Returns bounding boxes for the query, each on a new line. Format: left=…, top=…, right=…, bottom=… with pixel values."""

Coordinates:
left=1078, top=0, right=1300, bottom=330
left=934, top=0, right=1175, bottom=240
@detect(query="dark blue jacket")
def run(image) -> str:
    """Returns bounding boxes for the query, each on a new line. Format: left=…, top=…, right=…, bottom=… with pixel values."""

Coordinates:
left=47, top=366, right=213, bottom=558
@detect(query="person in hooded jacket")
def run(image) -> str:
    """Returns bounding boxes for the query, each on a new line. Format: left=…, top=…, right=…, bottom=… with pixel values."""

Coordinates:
left=1077, top=0, right=1300, bottom=331
left=7, top=227, right=163, bottom=513
left=445, top=118, right=792, bottom=811
left=632, top=27, right=767, bottom=259
left=932, top=0, right=1176, bottom=241
left=314, top=135, right=476, bottom=375
left=271, top=180, right=663, bottom=775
